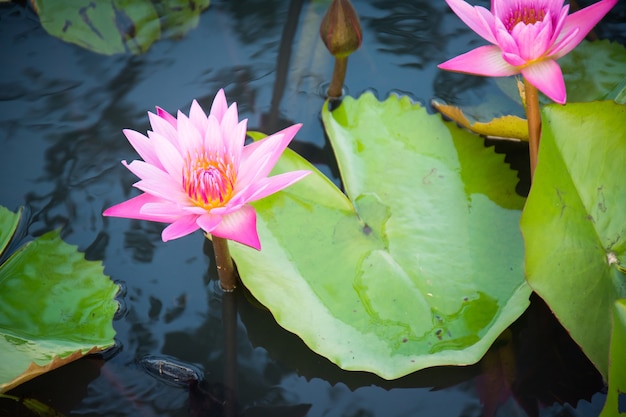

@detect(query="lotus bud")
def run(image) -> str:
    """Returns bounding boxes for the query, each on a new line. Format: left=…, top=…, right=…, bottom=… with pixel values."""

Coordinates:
left=320, top=0, right=362, bottom=58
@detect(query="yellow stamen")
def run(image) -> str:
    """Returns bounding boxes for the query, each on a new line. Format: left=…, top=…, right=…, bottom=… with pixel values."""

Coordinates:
left=182, top=150, right=236, bottom=210
left=506, top=6, right=546, bottom=32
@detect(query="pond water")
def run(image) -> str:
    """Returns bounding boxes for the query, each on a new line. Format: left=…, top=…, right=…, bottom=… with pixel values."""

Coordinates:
left=1, top=0, right=624, bottom=416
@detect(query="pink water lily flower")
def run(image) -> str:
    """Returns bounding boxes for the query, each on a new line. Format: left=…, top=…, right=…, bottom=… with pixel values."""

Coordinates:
left=104, top=90, right=310, bottom=250
left=438, top=0, right=617, bottom=104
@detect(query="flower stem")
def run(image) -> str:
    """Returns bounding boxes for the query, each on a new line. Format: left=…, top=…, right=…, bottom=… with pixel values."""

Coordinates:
left=328, top=56, right=348, bottom=98
left=212, top=235, right=236, bottom=292
left=523, top=78, right=541, bottom=181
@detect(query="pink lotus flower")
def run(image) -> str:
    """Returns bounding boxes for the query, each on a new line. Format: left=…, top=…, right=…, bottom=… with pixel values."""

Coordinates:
left=438, top=0, right=617, bottom=104
left=104, top=90, right=310, bottom=250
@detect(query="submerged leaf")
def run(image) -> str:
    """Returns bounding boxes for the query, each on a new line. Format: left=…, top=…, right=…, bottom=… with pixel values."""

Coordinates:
left=0, top=207, right=119, bottom=392
left=521, top=101, right=626, bottom=379
left=230, top=93, right=530, bottom=379
left=432, top=100, right=528, bottom=141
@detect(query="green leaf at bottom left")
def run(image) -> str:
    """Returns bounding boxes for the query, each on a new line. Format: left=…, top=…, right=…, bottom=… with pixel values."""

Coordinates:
left=0, top=206, right=119, bottom=393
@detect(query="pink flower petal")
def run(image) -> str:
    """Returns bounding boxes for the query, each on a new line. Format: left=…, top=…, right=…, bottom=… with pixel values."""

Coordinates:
left=444, top=0, right=497, bottom=44
left=512, top=17, right=552, bottom=61
left=124, top=160, right=188, bottom=202
left=438, top=45, right=519, bottom=76
left=521, top=59, right=566, bottom=104
left=226, top=119, right=248, bottom=167
left=209, top=89, right=228, bottom=122
left=189, top=99, right=209, bottom=134
left=196, top=212, right=222, bottom=233
left=156, top=107, right=177, bottom=128
left=103, top=193, right=176, bottom=222
left=238, top=124, right=302, bottom=187
left=237, top=170, right=311, bottom=204
left=151, top=131, right=184, bottom=179
left=208, top=204, right=261, bottom=250
left=141, top=201, right=191, bottom=219
left=162, top=215, right=201, bottom=241
left=149, top=112, right=180, bottom=151
left=547, top=27, right=580, bottom=58
left=204, top=114, right=225, bottom=157
left=123, top=129, right=161, bottom=169
left=493, top=19, right=520, bottom=57
left=552, top=0, right=617, bottom=59
left=548, top=4, right=571, bottom=46
left=502, top=51, right=527, bottom=67
left=221, top=102, right=240, bottom=134
left=179, top=111, right=206, bottom=156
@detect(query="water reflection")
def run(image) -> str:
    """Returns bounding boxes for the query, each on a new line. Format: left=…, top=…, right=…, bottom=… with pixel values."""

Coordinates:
left=366, top=1, right=447, bottom=69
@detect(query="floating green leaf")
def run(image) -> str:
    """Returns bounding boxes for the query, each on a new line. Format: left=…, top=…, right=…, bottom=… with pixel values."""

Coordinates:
left=32, top=0, right=210, bottom=55
left=521, top=101, right=626, bottom=379
left=0, top=206, right=119, bottom=393
left=230, top=93, right=530, bottom=379
left=600, top=299, right=626, bottom=417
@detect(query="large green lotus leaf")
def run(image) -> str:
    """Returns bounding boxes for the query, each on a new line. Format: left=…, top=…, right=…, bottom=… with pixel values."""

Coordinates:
left=0, top=207, right=119, bottom=392
left=229, top=93, right=531, bottom=379
left=600, top=299, right=626, bottom=417
left=31, top=0, right=209, bottom=55
left=520, top=101, right=626, bottom=380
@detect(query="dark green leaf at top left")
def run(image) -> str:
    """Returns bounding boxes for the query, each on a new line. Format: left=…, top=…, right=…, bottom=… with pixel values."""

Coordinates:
left=31, top=0, right=210, bottom=55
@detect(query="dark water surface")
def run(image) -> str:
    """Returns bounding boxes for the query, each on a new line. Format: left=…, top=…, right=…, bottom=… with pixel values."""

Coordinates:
left=1, top=1, right=624, bottom=416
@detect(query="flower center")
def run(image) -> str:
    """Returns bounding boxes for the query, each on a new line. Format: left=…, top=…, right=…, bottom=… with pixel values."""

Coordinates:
left=505, top=6, right=546, bottom=32
left=182, top=151, right=236, bottom=210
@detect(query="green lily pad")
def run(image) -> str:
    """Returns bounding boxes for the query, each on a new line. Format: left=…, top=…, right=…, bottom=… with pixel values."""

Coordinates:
left=32, top=0, right=210, bottom=55
left=600, top=299, right=626, bottom=417
left=229, top=93, right=530, bottom=379
left=0, top=206, right=119, bottom=392
left=520, top=101, right=626, bottom=379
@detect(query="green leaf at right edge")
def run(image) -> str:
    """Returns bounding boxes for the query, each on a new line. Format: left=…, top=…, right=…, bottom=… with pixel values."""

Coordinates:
left=600, top=299, right=626, bottom=417
left=230, top=93, right=531, bottom=379
left=0, top=207, right=120, bottom=393
left=520, top=101, right=626, bottom=379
